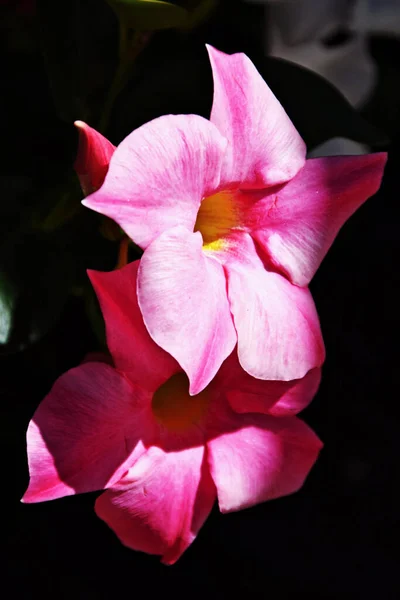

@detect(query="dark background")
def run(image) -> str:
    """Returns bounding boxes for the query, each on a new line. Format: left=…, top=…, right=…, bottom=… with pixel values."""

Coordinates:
left=2, top=0, right=399, bottom=597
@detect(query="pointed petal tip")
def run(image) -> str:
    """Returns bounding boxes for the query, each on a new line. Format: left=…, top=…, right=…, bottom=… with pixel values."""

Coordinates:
left=20, top=485, right=44, bottom=504
left=95, top=445, right=215, bottom=564
left=205, top=43, right=219, bottom=58
left=86, top=267, right=99, bottom=283
left=86, top=267, right=105, bottom=291
left=368, top=150, right=388, bottom=173
left=20, top=493, right=35, bottom=504
left=81, top=197, right=95, bottom=210
left=206, top=44, right=247, bottom=71
left=206, top=43, right=241, bottom=61
left=375, top=151, right=389, bottom=176
left=207, top=42, right=306, bottom=188
left=161, top=543, right=190, bottom=566
left=74, top=123, right=116, bottom=197
left=188, top=380, right=203, bottom=397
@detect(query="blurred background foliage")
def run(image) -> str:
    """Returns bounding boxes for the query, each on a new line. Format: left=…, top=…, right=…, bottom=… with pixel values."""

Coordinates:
left=1, top=0, right=399, bottom=597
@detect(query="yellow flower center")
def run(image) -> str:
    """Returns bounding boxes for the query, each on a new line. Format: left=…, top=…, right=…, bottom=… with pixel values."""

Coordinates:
left=194, top=190, right=239, bottom=251
left=152, top=373, right=210, bottom=432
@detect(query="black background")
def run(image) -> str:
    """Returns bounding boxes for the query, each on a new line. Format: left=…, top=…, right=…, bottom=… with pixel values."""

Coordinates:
left=2, top=1, right=399, bottom=597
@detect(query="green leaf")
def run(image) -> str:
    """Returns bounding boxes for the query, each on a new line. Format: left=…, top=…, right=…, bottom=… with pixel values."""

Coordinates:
left=255, top=57, right=389, bottom=150
left=112, top=53, right=387, bottom=150
left=107, top=0, right=189, bottom=31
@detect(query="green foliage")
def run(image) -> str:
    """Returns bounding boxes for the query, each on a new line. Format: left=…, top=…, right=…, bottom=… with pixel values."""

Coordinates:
left=256, top=57, right=388, bottom=150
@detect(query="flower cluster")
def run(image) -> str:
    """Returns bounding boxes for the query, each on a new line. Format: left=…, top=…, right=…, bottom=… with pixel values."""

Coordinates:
left=23, top=45, right=386, bottom=563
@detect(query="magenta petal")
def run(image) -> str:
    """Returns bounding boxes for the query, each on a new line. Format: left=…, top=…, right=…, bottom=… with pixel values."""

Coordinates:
left=22, top=363, right=149, bottom=503
left=95, top=445, right=216, bottom=565
left=207, top=45, right=306, bottom=189
left=88, top=261, right=179, bottom=392
left=207, top=400, right=323, bottom=512
left=269, top=368, right=322, bottom=416
left=251, top=153, right=388, bottom=286
left=213, top=349, right=290, bottom=414
left=227, top=366, right=322, bottom=417
left=138, top=226, right=237, bottom=395
left=74, top=121, right=116, bottom=196
left=225, top=234, right=325, bottom=381
left=83, top=115, right=227, bottom=249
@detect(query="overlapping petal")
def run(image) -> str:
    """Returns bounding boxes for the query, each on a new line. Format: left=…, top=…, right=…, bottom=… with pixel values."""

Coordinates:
left=138, top=226, right=237, bottom=395
left=222, top=234, right=325, bottom=381
left=95, top=444, right=216, bottom=565
left=247, top=153, right=387, bottom=286
left=268, top=368, right=321, bottom=416
left=88, top=262, right=179, bottom=391
left=21, top=44, right=359, bottom=566
left=22, top=363, right=149, bottom=503
left=207, top=44, right=306, bottom=189
left=216, top=350, right=322, bottom=416
left=206, top=398, right=323, bottom=513
left=83, top=115, right=227, bottom=249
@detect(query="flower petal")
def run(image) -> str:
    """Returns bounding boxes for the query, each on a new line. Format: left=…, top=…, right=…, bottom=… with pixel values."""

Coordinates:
left=22, top=363, right=150, bottom=503
left=88, top=261, right=179, bottom=392
left=250, top=153, right=387, bottom=285
left=211, top=348, right=281, bottom=413
left=138, top=226, right=237, bottom=395
left=268, top=368, right=321, bottom=417
left=82, top=115, right=227, bottom=249
left=207, top=45, right=306, bottom=189
left=74, top=121, right=116, bottom=196
left=206, top=399, right=322, bottom=512
left=95, top=444, right=216, bottom=565
left=224, top=234, right=325, bottom=381
left=227, top=365, right=322, bottom=417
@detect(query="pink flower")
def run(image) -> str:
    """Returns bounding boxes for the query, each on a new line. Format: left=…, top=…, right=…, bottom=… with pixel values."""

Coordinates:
left=74, top=121, right=116, bottom=197
left=22, top=261, right=322, bottom=564
left=80, top=46, right=387, bottom=394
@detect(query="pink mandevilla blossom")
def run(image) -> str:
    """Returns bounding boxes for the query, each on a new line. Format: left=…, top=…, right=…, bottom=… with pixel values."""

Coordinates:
left=22, top=261, right=322, bottom=564
left=78, top=46, right=387, bottom=395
